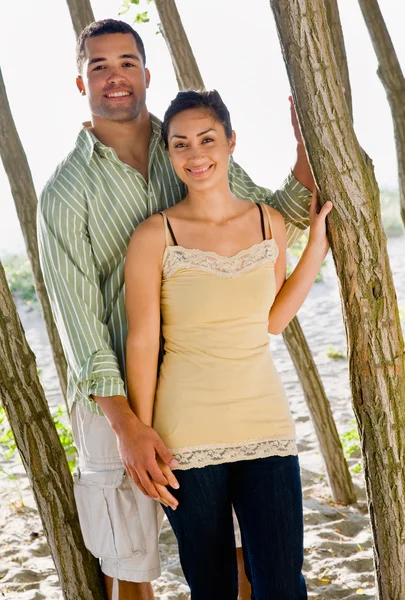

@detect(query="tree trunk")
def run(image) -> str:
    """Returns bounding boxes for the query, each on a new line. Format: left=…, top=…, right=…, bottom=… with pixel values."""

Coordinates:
left=0, top=262, right=106, bottom=600
left=324, top=0, right=353, bottom=120
left=157, top=0, right=355, bottom=505
left=283, top=318, right=356, bottom=504
left=269, top=1, right=405, bottom=597
left=65, top=0, right=95, bottom=38
left=154, top=0, right=205, bottom=90
left=0, top=67, right=68, bottom=410
left=358, top=0, right=405, bottom=228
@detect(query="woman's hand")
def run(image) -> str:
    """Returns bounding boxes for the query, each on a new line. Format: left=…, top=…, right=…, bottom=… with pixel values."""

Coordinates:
left=308, top=189, right=333, bottom=251
left=154, top=457, right=180, bottom=510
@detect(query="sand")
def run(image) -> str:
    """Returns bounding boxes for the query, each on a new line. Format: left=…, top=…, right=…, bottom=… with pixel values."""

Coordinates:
left=1, top=236, right=404, bottom=600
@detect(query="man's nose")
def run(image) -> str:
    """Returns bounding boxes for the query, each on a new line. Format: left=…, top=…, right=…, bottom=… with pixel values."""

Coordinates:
left=106, top=68, right=125, bottom=85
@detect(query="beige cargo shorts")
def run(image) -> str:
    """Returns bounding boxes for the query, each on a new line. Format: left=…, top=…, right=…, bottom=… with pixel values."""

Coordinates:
left=71, top=401, right=164, bottom=583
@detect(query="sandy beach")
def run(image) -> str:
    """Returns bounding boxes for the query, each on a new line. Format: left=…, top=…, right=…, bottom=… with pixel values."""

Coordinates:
left=1, top=235, right=404, bottom=600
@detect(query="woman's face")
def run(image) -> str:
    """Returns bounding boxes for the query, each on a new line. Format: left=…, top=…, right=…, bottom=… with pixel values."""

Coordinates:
left=167, top=107, right=236, bottom=191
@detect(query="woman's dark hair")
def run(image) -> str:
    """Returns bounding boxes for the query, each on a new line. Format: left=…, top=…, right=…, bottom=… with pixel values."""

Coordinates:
left=161, top=90, right=233, bottom=148
left=76, top=19, right=146, bottom=74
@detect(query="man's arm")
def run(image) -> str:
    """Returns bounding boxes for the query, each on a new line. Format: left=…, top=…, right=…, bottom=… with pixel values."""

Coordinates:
left=38, top=184, right=178, bottom=506
left=37, top=184, right=125, bottom=410
left=227, top=158, right=312, bottom=247
left=289, top=96, right=316, bottom=194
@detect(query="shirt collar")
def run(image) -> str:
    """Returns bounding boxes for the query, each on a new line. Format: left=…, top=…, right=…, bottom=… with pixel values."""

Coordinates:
left=75, top=113, right=163, bottom=165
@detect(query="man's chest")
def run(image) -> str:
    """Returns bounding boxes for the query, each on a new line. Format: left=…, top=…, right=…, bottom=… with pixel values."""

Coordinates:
left=84, top=161, right=185, bottom=277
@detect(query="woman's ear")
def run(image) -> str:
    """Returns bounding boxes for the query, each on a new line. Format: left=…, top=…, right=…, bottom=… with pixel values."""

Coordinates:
left=229, top=130, right=236, bottom=154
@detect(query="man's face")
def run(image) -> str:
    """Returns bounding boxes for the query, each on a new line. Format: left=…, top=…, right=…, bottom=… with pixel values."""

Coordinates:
left=77, top=33, right=150, bottom=123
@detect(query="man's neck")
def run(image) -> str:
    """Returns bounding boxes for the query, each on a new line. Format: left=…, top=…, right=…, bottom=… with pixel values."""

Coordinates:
left=89, top=108, right=152, bottom=177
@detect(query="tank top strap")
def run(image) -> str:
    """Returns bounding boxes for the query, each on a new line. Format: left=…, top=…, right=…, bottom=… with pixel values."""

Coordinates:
left=260, top=203, right=274, bottom=240
left=159, top=212, right=178, bottom=247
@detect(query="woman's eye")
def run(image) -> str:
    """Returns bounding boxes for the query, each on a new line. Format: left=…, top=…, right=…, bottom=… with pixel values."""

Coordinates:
left=202, top=137, right=214, bottom=144
left=174, top=143, right=187, bottom=148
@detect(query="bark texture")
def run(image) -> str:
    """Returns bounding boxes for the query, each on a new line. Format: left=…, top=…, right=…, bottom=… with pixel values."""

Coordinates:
left=269, top=1, right=405, bottom=597
left=324, top=0, right=353, bottom=120
left=66, top=0, right=95, bottom=38
left=358, top=0, right=405, bottom=228
left=158, top=0, right=354, bottom=505
left=0, top=67, right=68, bottom=407
left=283, top=318, right=356, bottom=504
left=154, top=0, right=205, bottom=90
left=0, top=263, right=106, bottom=600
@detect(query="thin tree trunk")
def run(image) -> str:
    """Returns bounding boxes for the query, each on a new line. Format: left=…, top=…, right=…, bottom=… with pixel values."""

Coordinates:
left=154, top=0, right=205, bottom=90
left=283, top=318, right=356, bottom=504
left=324, top=0, right=353, bottom=120
left=269, top=1, right=405, bottom=597
left=358, top=0, right=405, bottom=228
left=157, top=0, right=355, bottom=505
left=0, top=262, right=106, bottom=600
left=66, top=0, right=95, bottom=38
left=0, top=67, right=68, bottom=411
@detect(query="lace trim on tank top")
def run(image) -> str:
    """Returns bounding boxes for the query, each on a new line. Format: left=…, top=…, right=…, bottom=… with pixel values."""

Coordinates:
left=170, top=436, right=297, bottom=470
left=162, top=238, right=279, bottom=280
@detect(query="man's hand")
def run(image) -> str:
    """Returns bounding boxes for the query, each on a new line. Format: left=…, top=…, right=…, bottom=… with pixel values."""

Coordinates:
left=116, top=417, right=180, bottom=507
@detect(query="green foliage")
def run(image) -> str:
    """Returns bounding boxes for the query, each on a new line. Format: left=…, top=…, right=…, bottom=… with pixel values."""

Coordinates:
left=326, top=344, right=346, bottom=359
left=0, top=404, right=77, bottom=473
left=340, top=421, right=362, bottom=474
left=52, top=406, right=78, bottom=472
left=120, top=0, right=153, bottom=22
left=3, top=254, right=37, bottom=308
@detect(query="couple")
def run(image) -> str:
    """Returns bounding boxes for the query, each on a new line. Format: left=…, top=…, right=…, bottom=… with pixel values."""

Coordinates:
left=38, top=18, right=331, bottom=600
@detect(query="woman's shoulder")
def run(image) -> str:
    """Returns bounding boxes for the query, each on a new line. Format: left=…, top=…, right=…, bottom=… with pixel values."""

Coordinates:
left=127, top=212, right=166, bottom=257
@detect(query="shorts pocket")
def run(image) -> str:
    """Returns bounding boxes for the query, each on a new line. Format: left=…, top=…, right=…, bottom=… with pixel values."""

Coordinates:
left=73, top=468, right=147, bottom=560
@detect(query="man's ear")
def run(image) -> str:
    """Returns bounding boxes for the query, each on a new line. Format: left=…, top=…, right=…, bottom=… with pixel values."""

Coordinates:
left=145, top=68, right=151, bottom=89
left=229, top=130, right=236, bottom=155
left=76, top=76, right=86, bottom=96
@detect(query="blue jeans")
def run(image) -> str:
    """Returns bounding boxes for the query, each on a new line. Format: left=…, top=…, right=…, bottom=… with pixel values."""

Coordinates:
left=162, top=455, right=307, bottom=600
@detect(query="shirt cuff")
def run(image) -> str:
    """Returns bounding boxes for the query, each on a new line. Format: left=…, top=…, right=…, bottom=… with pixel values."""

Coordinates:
left=76, top=350, right=127, bottom=409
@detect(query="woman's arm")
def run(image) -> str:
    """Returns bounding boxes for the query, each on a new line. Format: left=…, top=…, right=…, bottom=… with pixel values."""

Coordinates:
left=268, top=191, right=332, bottom=335
left=125, top=215, right=180, bottom=508
left=125, top=215, right=164, bottom=426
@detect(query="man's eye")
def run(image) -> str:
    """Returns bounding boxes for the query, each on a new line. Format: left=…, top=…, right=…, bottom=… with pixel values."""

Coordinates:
left=123, top=63, right=135, bottom=68
left=93, top=65, right=105, bottom=71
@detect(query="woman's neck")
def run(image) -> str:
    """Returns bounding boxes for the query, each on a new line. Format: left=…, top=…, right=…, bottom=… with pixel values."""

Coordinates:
left=184, top=181, right=240, bottom=223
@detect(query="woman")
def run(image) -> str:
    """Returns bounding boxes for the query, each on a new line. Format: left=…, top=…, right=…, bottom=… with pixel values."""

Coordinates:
left=125, top=90, right=332, bottom=600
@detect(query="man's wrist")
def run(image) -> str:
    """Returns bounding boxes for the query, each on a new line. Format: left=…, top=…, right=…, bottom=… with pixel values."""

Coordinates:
left=92, top=394, right=141, bottom=434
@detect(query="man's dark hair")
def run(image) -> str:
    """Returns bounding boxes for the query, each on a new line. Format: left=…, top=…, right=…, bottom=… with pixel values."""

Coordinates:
left=76, top=19, right=146, bottom=74
left=161, top=90, right=233, bottom=148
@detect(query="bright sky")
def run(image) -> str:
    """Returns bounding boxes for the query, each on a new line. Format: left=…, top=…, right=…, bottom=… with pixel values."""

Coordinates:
left=0, top=0, right=404, bottom=256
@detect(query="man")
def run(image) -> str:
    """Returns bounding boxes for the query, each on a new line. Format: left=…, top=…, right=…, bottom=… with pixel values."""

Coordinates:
left=38, top=18, right=314, bottom=600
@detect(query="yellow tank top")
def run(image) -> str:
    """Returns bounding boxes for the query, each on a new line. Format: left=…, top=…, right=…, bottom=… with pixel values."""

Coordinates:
left=153, top=203, right=296, bottom=470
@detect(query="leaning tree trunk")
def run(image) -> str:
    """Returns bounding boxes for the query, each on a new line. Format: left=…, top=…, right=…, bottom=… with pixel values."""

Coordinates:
left=0, top=67, right=68, bottom=410
left=65, top=0, right=95, bottom=38
left=358, top=0, right=405, bottom=229
left=324, top=0, right=353, bottom=120
left=269, top=1, right=405, bottom=598
left=0, top=262, right=106, bottom=600
left=283, top=318, right=356, bottom=503
left=157, top=0, right=355, bottom=504
left=154, top=0, right=205, bottom=90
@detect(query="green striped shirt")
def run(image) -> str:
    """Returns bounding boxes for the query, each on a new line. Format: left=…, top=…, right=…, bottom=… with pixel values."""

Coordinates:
left=38, top=114, right=311, bottom=415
